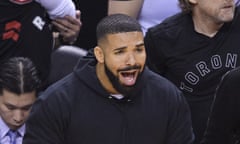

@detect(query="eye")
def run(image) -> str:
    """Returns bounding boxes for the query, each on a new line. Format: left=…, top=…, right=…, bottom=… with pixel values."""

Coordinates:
left=136, top=47, right=144, bottom=53
left=6, top=105, right=16, bottom=110
left=114, top=49, right=124, bottom=55
left=21, top=105, right=32, bottom=111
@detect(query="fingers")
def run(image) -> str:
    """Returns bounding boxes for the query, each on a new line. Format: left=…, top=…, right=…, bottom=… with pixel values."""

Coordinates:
left=52, top=19, right=79, bottom=44
left=63, top=15, right=81, bottom=27
left=56, top=10, right=81, bottom=26
left=51, top=20, right=66, bottom=33
left=51, top=10, right=82, bottom=44
left=76, top=10, right=81, bottom=20
left=53, top=17, right=81, bottom=32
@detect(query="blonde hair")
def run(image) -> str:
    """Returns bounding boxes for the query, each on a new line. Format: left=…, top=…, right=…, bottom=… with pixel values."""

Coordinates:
left=178, top=0, right=193, bottom=13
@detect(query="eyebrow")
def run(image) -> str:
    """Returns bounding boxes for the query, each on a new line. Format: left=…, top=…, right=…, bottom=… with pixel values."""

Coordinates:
left=5, top=103, right=33, bottom=109
left=114, top=42, right=145, bottom=51
left=114, top=46, right=127, bottom=51
left=136, top=42, right=144, bottom=47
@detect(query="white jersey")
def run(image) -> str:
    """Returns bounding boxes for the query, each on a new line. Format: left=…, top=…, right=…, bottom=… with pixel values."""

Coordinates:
left=35, top=0, right=76, bottom=19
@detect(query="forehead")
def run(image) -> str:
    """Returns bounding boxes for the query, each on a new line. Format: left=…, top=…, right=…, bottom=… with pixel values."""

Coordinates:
left=0, top=89, right=36, bottom=106
left=103, top=31, right=144, bottom=49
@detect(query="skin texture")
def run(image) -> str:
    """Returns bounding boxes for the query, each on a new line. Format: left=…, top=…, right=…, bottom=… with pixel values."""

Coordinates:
left=0, top=89, right=36, bottom=130
left=94, top=31, right=146, bottom=94
left=52, top=10, right=82, bottom=44
left=190, top=0, right=235, bottom=37
left=108, top=0, right=144, bottom=18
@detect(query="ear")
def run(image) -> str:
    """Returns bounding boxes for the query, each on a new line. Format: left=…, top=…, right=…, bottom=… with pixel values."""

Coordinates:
left=94, top=46, right=104, bottom=63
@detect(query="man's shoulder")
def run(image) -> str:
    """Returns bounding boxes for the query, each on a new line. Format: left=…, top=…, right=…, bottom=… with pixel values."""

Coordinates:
left=39, top=74, right=77, bottom=101
left=145, top=68, right=179, bottom=91
left=144, top=68, right=186, bottom=104
left=147, top=12, right=189, bottom=39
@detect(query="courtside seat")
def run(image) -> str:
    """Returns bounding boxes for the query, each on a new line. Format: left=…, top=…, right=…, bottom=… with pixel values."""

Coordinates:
left=48, top=45, right=87, bottom=85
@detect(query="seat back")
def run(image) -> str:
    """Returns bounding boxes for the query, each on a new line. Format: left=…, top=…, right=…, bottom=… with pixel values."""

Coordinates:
left=48, top=45, right=87, bottom=85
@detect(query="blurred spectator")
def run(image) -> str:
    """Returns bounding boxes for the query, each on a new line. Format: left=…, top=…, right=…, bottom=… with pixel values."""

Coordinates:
left=201, top=67, right=240, bottom=144
left=0, top=57, right=41, bottom=144
left=145, top=0, right=240, bottom=143
left=0, top=0, right=80, bottom=89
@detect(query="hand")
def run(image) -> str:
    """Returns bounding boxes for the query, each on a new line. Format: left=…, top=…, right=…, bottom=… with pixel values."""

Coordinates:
left=52, top=10, right=82, bottom=44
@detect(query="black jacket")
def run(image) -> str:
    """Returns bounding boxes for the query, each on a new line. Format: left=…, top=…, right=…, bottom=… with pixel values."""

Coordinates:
left=201, top=67, right=240, bottom=144
left=23, top=57, right=194, bottom=144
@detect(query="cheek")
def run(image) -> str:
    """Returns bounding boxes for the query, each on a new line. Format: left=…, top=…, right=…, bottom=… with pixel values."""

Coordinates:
left=23, top=110, right=31, bottom=119
left=107, top=63, right=119, bottom=76
left=0, top=105, right=10, bottom=114
left=0, top=110, right=13, bottom=123
left=136, top=53, right=146, bottom=65
left=140, top=53, right=146, bottom=62
left=105, top=57, right=121, bottom=73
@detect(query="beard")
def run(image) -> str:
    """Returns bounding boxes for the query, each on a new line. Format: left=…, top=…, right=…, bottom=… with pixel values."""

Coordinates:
left=104, top=63, right=144, bottom=96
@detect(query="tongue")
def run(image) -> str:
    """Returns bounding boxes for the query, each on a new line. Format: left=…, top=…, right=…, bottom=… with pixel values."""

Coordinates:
left=120, top=74, right=136, bottom=86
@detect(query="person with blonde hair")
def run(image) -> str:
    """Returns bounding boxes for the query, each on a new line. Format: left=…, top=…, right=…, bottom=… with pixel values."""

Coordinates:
left=145, top=0, right=240, bottom=143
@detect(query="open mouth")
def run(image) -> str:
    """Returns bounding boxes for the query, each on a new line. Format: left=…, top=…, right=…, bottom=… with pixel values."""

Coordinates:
left=119, top=70, right=138, bottom=86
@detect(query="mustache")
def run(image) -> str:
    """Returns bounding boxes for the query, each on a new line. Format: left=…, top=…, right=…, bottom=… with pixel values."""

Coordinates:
left=117, top=65, right=141, bottom=72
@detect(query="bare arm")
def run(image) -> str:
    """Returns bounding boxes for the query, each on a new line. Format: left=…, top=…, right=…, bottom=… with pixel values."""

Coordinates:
left=108, top=0, right=144, bottom=18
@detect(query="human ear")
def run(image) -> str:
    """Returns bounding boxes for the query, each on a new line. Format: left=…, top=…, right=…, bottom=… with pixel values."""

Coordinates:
left=94, top=46, right=104, bottom=63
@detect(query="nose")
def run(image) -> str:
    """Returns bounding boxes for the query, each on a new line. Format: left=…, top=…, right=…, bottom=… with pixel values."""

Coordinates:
left=126, top=53, right=136, bottom=66
left=13, top=110, right=24, bottom=124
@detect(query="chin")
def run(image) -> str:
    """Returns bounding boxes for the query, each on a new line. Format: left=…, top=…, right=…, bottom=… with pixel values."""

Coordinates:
left=9, top=125, right=22, bottom=130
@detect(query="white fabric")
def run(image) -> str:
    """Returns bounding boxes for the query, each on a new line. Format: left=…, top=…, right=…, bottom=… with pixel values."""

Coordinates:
left=111, top=94, right=124, bottom=100
left=35, top=0, right=76, bottom=19
left=138, top=0, right=180, bottom=35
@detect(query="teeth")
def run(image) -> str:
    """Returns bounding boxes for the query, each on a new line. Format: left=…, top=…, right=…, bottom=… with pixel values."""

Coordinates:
left=120, top=71, right=136, bottom=86
left=126, top=76, right=134, bottom=81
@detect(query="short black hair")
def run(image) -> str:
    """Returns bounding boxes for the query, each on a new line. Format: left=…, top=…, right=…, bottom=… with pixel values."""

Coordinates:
left=96, top=14, right=142, bottom=41
left=0, top=57, right=41, bottom=95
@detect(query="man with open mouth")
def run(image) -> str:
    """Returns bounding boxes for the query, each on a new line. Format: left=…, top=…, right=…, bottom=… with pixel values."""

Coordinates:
left=23, top=14, right=194, bottom=144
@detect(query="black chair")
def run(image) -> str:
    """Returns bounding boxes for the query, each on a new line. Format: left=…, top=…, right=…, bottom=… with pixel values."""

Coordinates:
left=47, top=45, right=87, bottom=85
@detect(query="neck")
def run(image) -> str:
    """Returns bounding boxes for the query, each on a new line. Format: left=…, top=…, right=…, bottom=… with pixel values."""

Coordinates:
left=192, top=11, right=223, bottom=37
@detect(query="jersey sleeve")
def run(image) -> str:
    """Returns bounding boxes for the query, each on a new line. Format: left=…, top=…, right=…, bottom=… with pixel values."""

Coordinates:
left=35, top=0, right=76, bottom=19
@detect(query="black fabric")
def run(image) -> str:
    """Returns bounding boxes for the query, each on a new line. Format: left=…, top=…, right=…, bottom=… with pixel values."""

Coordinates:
left=0, top=0, right=53, bottom=86
left=72, top=0, right=108, bottom=50
left=23, top=56, right=194, bottom=144
left=201, top=67, right=240, bottom=144
left=47, top=46, right=87, bottom=85
left=145, top=6, right=240, bottom=144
